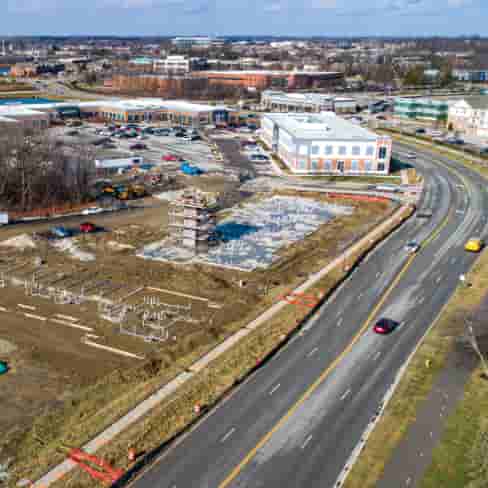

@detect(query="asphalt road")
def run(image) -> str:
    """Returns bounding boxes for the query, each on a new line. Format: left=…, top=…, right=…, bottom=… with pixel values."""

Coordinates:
left=128, top=142, right=488, bottom=488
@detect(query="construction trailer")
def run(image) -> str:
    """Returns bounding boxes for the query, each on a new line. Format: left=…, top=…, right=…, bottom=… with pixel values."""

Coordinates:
left=168, top=189, right=218, bottom=254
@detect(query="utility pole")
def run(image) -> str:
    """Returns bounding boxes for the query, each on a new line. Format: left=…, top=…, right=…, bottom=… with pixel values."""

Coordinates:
left=466, top=319, right=488, bottom=379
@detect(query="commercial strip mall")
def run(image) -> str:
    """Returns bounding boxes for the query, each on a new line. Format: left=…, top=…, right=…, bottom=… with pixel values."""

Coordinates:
left=0, top=98, right=236, bottom=129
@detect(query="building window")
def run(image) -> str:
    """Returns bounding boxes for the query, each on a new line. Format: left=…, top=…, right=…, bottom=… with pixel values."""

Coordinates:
left=366, top=145, right=375, bottom=156
left=337, top=160, right=345, bottom=172
left=325, top=145, right=333, bottom=155
left=311, top=145, right=319, bottom=155
left=298, top=159, right=307, bottom=170
left=324, top=160, right=332, bottom=171
left=352, top=146, right=361, bottom=156
left=379, top=147, right=388, bottom=160
left=364, top=160, right=373, bottom=172
left=339, top=146, right=347, bottom=156
left=311, top=159, right=319, bottom=170
left=378, top=163, right=385, bottom=172
left=299, top=145, right=308, bottom=156
left=351, top=160, right=359, bottom=171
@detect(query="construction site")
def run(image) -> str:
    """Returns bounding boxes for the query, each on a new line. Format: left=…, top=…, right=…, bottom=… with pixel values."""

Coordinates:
left=0, top=182, right=397, bottom=485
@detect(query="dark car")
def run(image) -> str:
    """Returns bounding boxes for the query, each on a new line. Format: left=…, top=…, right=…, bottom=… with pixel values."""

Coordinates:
left=51, top=226, right=72, bottom=238
left=373, top=318, right=398, bottom=334
left=129, top=143, right=147, bottom=150
left=174, top=131, right=187, bottom=138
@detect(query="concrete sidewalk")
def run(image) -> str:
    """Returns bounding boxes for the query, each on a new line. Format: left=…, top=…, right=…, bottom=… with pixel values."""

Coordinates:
left=31, top=204, right=410, bottom=488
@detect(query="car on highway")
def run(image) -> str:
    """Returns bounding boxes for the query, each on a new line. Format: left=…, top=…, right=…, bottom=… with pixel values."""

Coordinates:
left=405, top=241, right=420, bottom=254
left=373, top=318, right=398, bottom=334
left=406, top=152, right=416, bottom=159
left=465, top=237, right=483, bottom=253
left=79, top=222, right=96, bottom=233
left=415, top=128, right=426, bottom=135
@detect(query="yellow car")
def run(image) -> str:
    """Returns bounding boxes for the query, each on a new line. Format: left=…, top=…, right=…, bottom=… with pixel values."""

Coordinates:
left=465, top=238, right=484, bottom=252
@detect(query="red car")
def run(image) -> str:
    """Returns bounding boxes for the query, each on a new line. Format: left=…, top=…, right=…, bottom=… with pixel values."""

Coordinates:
left=373, top=318, right=398, bottom=334
left=79, top=222, right=96, bottom=233
left=162, top=154, right=178, bottom=162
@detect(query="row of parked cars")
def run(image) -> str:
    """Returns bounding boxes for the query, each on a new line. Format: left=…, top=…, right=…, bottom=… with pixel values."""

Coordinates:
left=50, top=222, right=97, bottom=238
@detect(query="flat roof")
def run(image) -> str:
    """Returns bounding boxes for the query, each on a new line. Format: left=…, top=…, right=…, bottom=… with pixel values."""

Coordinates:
left=0, top=98, right=229, bottom=117
left=204, top=70, right=343, bottom=76
left=264, top=112, right=382, bottom=142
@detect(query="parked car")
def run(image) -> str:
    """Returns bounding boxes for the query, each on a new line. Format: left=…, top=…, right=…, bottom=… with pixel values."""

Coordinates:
left=415, top=128, right=426, bottom=134
left=163, top=154, right=178, bottom=162
left=66, top=130, right=79, bottom=136
left=129, top=143, right=147, bottom=150
left=373, top=318, right=398, bottom=334
left=51, top=226, right=72, bottom=238
left=174, top=131, right=187, bottom=138
left=82, top=206, right=104, bottom=216
left=79, top=222, right=96, bottom=233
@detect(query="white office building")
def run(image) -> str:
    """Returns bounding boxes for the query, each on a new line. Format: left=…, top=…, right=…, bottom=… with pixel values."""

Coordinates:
left=261, top=112, right=392, bottom=175
left=448, top=97, right=488, bottom=138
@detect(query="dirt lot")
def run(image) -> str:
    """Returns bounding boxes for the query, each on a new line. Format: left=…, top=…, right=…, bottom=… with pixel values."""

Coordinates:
left=0, top=190, right=394, bottom=476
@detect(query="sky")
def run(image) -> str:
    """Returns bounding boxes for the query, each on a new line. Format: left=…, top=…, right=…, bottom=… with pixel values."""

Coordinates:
left=2, top=0, right=486, bottom=37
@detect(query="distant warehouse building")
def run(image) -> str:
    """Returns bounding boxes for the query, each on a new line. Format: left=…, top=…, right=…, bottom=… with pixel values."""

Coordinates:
left=261, top=112, right=392, bottom=175
left=262, top=90, right=357, bottom=114
left=202, top=70, right=344, bottom=90
left=393, top=98, right=449, bottom=122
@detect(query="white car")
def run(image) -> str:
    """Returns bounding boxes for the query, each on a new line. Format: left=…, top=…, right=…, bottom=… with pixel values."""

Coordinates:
left=406, top=152, right=416, bottom=159
left=82, top=207, right=104, bottom=216
left=405, top=241, right=420, bottom=254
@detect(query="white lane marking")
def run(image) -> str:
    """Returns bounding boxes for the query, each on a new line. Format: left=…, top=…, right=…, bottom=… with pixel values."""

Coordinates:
left=18, top=303, right=36, bottom=311
left=337, top=317, right=343, bottom=327
left=301, top=434, right=313, bottom=449
left=221, top=427, right=236, bottom=443
left=24, top=312, right=47, bottom=322
left=307, top=347, right=318, bottom=357
left=0, top=306, right=8, bottom=312
left=373, top=351, right=381, bottom=361
left=269, top=383, right=281, bottom=395
left=358, top=292, right=363, bottom=300
left=341, top=389, right=351, bottom=401
left=419, top=296, right=425, bottom=304
left=376, top=271, right=381, bottom=278
left=436, top=275, right=442, bottom=284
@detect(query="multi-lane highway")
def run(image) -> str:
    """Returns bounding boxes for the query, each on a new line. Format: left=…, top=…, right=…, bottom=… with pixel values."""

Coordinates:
left=128, top=142, right=488, bottom=488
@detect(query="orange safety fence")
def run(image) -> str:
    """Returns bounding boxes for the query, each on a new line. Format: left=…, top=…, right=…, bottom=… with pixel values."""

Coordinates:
left=279, top=291, right=320, bottom=309
left=326, top=193, right=391, bottom=203
left=68, top=448, right=124, bottom=486
left=9, top=201, right=98, bottom=220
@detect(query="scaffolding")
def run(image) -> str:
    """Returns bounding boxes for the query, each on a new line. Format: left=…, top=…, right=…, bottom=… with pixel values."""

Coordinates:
left=168, top=189, right=218, bottom=254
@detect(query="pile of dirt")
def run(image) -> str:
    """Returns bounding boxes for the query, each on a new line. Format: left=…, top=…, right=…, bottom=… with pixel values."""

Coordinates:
left=0, top=338, right=17, bottom=355
left=0, top=234, right=37, bottom=251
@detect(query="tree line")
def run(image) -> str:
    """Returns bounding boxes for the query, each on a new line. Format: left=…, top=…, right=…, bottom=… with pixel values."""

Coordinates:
left=0, top=127, right=94, bottom=212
